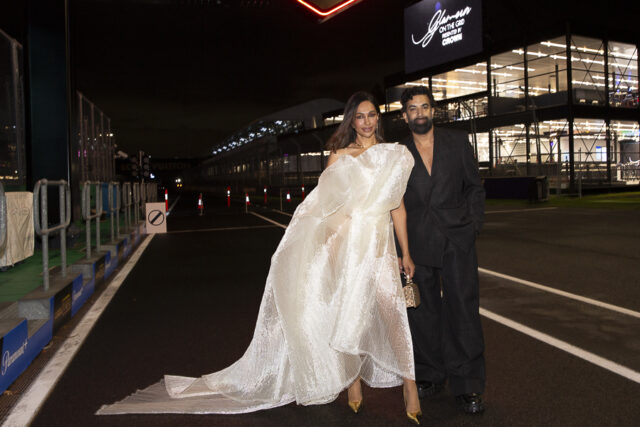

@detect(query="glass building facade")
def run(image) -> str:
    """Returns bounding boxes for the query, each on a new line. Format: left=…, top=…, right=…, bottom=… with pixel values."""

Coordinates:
left=386, top=32, right=639, bottom=190
left=191, top=30, right=638, bottom=195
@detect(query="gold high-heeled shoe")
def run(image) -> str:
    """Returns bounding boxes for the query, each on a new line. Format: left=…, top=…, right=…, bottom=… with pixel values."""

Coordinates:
left=348, top=400, right=362, bottom=414
left=403, top=390, right=422, bottom=424
left=348, top=378, right=363, bottom=413
left=406, top=409, right=422, bottom=425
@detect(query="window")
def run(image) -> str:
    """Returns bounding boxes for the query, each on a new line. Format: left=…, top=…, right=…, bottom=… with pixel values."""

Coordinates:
left=608, top=41, right=638, bottom=108
left=571, top=36, right=606, bottom=105
left=476, top=132, right=489, bottom=163
left=432, top=63, right=488, bottom=101
left=489, top=51, right=526, bottom=114
left=491, top=124, right=527, bottom=175
left=526, top=37, right=569, bottom=107
left=573, top=119, right=607, bottom=163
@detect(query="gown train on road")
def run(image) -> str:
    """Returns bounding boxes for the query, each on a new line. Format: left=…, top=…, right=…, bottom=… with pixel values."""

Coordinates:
left=98, top=143, right=415, bottom=415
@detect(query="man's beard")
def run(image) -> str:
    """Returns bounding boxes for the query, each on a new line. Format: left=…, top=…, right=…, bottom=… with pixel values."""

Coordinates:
left=408, top=117, right=433, bottom=135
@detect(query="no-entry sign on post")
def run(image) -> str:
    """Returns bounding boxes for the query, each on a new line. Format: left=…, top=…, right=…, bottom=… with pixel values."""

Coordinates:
left=145, top=202, right=167, bottom=234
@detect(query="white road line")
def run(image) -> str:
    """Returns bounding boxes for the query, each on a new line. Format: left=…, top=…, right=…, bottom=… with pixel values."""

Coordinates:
left=168, top=225, right=277, bottom=234
left=485, top=207, right=557, bottom=214
left=239, top=211, right=640, bottom=383
left=249, top=211, right=287, bottom=229
left=479, top=267, right=640, bottom=319
left=480, top=308, right=640, bottom=384
left=2, top=235, right=155, bottom=427
left=271, top=208, right=293, bottom=217
left=252, top=211, right=640, bottom=320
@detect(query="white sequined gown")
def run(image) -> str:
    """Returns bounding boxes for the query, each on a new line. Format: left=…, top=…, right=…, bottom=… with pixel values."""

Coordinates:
left=98, top=143, right=416, bottom=415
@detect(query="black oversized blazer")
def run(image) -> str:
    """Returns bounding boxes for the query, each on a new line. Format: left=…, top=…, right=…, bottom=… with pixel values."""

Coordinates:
left=400, top=127, right=485, bottom=265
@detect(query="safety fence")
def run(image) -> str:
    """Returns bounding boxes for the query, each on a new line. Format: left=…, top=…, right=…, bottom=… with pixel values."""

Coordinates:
left=1, top=180, right=158, bottom=289
left=33, top=179, right=71, bottom=291
left=0, top=182, right=6, bottom=256
left=81, top=181, right=103, bottom=259
left=0, top=179, right=158, bottom=395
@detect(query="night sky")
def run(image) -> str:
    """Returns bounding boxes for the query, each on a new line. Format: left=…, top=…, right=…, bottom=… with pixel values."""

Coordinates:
left=20, top=0, right=637, bottom=159
left=71, top=0, right=413, bottom=158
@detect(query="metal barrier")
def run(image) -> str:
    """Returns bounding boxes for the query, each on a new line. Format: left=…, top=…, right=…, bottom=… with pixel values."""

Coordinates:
left=140, top=181, right=147, bottom=203
left=81, top=181, right=103, bottom=259
left=122, top=182, right=132, bottom=231
left=0, top=182, right=7, bottom=256
left=139, top=181, right=147, bottom=219
left=146, top=183, right=156, bottom=203
left=33, top=179, right=71, bottom=291
left=108, top=182, right=121, bottom=242
left=132, top=182, right=140, bottom=224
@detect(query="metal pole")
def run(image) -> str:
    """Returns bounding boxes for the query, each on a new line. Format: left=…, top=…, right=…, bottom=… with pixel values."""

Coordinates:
left=578, top=170, right=582, bottom=198
left=525, top=124, right=531, bottom=176
left=79, top=95, right=85, bottom=181
left=83, top=183, right=91, bottom=259
left=123, top=183, right=128, bottom=231
left=113, top=182, right=121, bottom=237
left=566, top=26, right=576, bottom=191
left=96, top=183, right=102, bottom=253
left=140, top=180, right=146, bottom=219
left=133, top=183, right=139, bottom=224
left=41, top=182, right=49, bottom=290
left=90, top=103, right=95, bottom=181
left=125, top=182, right=131, bottom=230
left=0, top=182, right=6, bottom=256
left=557, top=152, right=562, bottom=195
left=59, top=182, right=66, bottom=278
left=606, top=120, right=612, bottom=183
left=10, top=39, right=25, bottom=186
left=109, top=182, right=115, bottom=243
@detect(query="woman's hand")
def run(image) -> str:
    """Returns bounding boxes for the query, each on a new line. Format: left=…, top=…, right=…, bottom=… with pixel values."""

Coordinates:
left=402, top=255, right=415, bottom=280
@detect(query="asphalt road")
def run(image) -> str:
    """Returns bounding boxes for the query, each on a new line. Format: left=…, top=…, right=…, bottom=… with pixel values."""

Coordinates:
left=14, top=192, right=640, bottom=426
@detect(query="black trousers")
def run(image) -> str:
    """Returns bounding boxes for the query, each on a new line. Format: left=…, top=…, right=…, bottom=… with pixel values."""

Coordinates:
left=407, top=240, right=486, bottom=395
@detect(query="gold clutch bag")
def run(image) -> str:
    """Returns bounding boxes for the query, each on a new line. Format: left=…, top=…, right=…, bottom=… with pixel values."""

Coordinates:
left=403, top=275, right=421, bottom=308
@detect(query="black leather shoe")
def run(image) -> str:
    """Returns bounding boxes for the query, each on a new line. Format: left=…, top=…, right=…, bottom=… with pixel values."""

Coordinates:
left=455, top=393, right=485, bottom=414
left=416, top=381, right=444, bottom=399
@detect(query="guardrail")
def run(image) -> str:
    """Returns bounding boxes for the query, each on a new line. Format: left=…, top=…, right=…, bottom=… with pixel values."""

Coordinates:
left=140, top=181, right=147, bottom=205
left=146, top=183, right=156, bottom=203
left=132, top=182, right=140, bottom=224
left=0, top=182, right=7, bottom=256
left=81, top=181, right=102, bottom=259
left=33, top=179, right=71, bottom=291
left=108, top=182, right=120, bottom=242
left=139, top=182, right=147, bottom=219
left=122, top=182, right=132, bottom=231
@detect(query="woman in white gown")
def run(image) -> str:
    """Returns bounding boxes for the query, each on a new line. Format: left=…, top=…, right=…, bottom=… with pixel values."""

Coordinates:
left=98, top=91, right=422, bottom=423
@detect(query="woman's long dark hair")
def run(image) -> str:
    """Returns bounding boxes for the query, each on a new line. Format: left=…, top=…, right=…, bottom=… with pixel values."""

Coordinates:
left=326, top=91, right=384, bottom=152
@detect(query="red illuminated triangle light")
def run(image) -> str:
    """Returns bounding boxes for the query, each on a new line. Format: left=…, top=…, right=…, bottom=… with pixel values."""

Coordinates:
left=296, top=0, right=363, bottom=17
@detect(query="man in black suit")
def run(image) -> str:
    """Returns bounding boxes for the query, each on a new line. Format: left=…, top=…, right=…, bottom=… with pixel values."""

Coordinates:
left=398, top=86, right=486, bottom=414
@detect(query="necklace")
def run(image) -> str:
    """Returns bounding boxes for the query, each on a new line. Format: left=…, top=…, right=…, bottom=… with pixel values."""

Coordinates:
left=353, top=141, right=376, bottom=149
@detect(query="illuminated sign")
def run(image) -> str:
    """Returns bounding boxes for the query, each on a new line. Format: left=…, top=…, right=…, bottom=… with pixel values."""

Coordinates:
left=405, top=0, right=483, bottom=73
left=296, top=0, right=364, bottom=18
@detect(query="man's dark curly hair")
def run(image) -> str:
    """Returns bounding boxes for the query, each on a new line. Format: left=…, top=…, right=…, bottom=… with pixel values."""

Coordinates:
left=400, top=86, right=436, bottom=113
